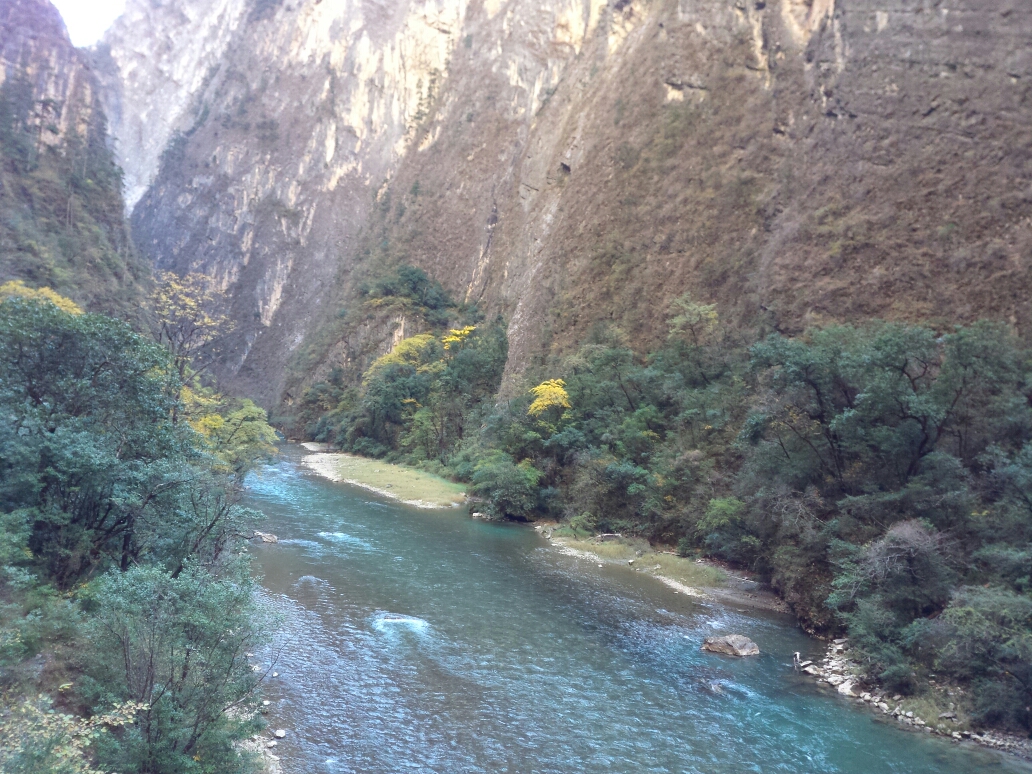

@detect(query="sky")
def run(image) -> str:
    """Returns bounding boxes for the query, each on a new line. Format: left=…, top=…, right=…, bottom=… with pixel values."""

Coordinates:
left=50, top=0, right=127, bottom=47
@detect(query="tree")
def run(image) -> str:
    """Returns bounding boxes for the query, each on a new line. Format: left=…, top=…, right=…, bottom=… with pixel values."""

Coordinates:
left=151, top=272, right=232, bottom=380
left=0, top=293, right=183, bottom=584
left=0, top=280, right=82, bottom=314
left=190, top=399, right=279, bottom=475
left=83, top=564, right=269, bottom=774
left=528, top=379, right=571, bottom=418
left=0, top=696, right=146, bottom=774
left=471, top=451, right=542, bottom=520
left=667, top=292, right=717, bottom=346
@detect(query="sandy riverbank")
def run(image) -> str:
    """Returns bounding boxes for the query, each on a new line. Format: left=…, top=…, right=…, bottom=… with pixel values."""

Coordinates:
left=300, top=444, right=467, bottom=508
left=540, top=529, right=788, bottom=613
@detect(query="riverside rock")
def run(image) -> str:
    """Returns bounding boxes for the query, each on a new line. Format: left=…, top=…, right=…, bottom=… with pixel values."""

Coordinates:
left=253, top=531, right=279, bottom=544
left=701, top=635, right=759, bottom=657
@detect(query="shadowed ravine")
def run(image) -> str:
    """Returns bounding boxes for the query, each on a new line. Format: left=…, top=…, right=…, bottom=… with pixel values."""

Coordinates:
left=246, top=447, right=1029, bottom=774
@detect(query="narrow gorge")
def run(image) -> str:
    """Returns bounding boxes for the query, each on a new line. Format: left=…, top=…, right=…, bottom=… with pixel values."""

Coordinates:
left=90, top=0, right=1032, bottom=406
left=2, top=0, right=1032, bottom=771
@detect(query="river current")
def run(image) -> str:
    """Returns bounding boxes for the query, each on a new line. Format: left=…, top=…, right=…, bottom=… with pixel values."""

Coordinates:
left=246, top=447, right=1029, bottom=774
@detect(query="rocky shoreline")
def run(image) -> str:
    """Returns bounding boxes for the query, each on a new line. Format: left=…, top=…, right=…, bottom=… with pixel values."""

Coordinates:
left=801, top=638, right=1032, bottom=761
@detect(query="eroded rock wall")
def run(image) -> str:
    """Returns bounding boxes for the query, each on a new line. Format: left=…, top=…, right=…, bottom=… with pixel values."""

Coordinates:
left=0, top=0, right=143, bottom=314
left=93, top=0, right=252, bottom=209
left=107, top=0, right=1032, bottom=405
left=1, top=0, right=101, bottom=146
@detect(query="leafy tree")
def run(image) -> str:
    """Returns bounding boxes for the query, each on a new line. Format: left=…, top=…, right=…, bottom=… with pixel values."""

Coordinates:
left=191, top=399, right=279, bottom=475
left=913, top=586, right=1032, bottom=731
left=151, top=272, right=233, bottom=381
left=667, top=292, right=718, bottom=346
left=0, top=290, right=274, bottom=771
left=0, top=293, right=182, bottom=584
left=0, top=696, right=147, bottom=774
left=528, top=379, right=571, bottom=418
left=82, top=564, right=268, bottom=774
left=0, top=280, right=82, bottom=314
left=471, top=451, right=542, bottom=520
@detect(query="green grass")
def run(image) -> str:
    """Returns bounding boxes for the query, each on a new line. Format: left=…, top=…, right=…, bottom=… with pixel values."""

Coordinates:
left=304, top=452, right=466, bottom=507
left=556, top=536, right=727, bottom=588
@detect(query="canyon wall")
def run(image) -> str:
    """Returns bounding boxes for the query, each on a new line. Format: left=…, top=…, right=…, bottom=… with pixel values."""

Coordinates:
left=0, top=0, right=142, bottom=314
left=1, top=0, right=95, bottom=145
left=102, top=0, right=1032, bottom=405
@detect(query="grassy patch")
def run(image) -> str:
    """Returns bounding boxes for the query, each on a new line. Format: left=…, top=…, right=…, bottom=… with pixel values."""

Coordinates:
left=898, top=692, right=971, bottom=734
left=556, top=536, right=727, bottom=588
left=305, top=452, right=466, bottom=508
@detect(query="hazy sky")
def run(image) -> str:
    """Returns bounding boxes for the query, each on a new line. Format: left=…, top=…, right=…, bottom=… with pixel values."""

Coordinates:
left=51, top=0, right=127, bottom=47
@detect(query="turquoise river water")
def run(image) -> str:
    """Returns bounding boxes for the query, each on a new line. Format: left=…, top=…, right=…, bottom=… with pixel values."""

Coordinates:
left=246, top=446, right=1031, bottom=774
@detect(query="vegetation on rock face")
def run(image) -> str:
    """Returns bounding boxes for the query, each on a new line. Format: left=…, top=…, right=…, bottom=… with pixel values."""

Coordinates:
left=0, top=75, right=145, bottom=319
left=293, top=263, right=509, bottom=462
left=0, top=286, right=277, bottom=774
left=298, top=282, right=1032, bottom=735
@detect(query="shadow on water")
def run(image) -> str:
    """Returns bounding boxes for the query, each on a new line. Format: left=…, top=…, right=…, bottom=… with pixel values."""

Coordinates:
left=245, top=448, right=1032, bottom=774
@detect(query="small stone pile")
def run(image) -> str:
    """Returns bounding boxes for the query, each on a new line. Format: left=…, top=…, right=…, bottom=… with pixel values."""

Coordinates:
left=800, top=638, right=862, bottom=697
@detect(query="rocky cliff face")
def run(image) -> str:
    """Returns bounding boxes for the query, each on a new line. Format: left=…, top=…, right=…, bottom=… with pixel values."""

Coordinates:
left=104, top=0, right=1032, bottom=405
left=1, top=0, right=93, bottom=144
left=0, top=0, right=143, bottom=314
left=92, top=0, right=252, bottom=209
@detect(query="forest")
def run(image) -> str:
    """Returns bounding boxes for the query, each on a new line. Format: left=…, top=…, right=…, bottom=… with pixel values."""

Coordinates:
left=296, top=264, right=1032, bottom=735
left=0, top=281, right=278, bottom=773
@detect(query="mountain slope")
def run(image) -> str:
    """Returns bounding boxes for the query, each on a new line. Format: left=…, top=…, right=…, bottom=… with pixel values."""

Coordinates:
left=104, top=0, right=1032, bottom=405
left=0, top=0, right=144, bottom=316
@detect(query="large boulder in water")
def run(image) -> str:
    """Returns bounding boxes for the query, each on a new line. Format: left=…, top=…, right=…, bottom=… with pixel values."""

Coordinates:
left=701, top=634, right=760, bottom=657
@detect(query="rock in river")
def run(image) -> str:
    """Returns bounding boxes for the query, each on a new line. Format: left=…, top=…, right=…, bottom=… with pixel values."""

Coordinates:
left=701, top=634, right=760, bottom=657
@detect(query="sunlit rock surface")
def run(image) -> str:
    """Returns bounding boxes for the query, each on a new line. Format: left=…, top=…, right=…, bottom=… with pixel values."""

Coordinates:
left=97, top=0, right=1032, bottom=406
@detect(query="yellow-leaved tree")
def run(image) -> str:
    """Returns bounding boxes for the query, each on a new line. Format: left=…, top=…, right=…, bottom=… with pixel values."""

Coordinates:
left=0, top=280, right=82, bottom=314
left=528, top=379, right=571, bottom=417
left=151, top=271, right=232, bottom=379
left=442, top=325, right=476, bottom=351
left=191, top=398, right=280, bottom=474
left=363, top=333, right=440, bottom=384
left=0, top=696, right=147, bottom=774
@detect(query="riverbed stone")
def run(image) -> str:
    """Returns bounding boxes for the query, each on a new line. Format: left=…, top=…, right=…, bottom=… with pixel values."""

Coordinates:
left=701, top=634, right=760, bottom=657
left=836, top=680, right=856, bottom=696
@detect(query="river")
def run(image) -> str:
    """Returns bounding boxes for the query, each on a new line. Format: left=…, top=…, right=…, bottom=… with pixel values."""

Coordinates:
left=246, top=446, right=1029, bottom=774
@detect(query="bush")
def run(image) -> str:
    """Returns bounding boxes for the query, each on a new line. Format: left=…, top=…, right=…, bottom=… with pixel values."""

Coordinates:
left=912, top=586, right=1032, bottom=731
left=471, top=452, right=542, bottom=520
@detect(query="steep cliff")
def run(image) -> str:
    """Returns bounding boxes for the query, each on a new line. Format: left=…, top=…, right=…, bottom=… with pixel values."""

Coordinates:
left=0, top=0, right=143, bottom=315
left=107, top=0, right=1032, bottom=405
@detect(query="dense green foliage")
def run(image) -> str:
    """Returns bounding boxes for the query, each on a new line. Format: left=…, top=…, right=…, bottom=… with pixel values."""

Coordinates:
left=296, top=264, right=508, bottom=463
left=0, top=75, right=144, bottom=318
left=299, top=285, right=1032, bottom=734
left=0, top=294, right=275, bottom=773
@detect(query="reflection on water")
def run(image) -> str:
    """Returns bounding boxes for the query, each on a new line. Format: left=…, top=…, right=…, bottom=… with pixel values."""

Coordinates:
left=246, top=448, right=1031, bottom=774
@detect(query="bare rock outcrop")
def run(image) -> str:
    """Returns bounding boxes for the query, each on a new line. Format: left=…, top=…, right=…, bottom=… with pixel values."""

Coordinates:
left=702, top=634, right=760, bottom=657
